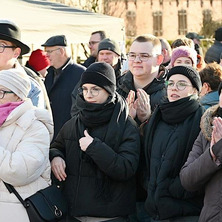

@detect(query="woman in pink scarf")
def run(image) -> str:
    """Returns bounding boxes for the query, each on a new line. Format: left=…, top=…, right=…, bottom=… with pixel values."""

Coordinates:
left=0, top=69, right=53, bottom=222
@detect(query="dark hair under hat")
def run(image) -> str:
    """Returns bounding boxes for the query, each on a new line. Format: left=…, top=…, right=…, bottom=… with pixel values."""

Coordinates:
left=80, top=62, right=116, bottom=95
left=0, top=20, right=30, bottom=55
left=167, top=66, right=202, bottom=92
left=98, top=38, right=121, bottom=56
left=41, top=35, right=67, bottom=47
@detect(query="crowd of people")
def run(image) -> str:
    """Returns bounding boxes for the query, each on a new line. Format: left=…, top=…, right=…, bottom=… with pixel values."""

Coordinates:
left=1, top=18, right=222, bottom=222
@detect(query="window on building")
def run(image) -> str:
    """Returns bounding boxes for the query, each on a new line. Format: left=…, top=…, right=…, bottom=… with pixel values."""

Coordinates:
left=153, top=11, right=163, bottom=36
left=126, top=10, right=136, bottom=37
left=178, top=10, right=187, bottom=35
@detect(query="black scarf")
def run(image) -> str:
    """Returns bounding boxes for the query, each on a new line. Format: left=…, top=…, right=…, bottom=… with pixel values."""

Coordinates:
left=76, top=93, right=115, bottom=129
left=76, top=92, right=128, bottom=149
left=143, top=95, right=205, bottom=177
left=160, top=96, right=200, bottom=124
left=75, top=92, right=129, bottom=199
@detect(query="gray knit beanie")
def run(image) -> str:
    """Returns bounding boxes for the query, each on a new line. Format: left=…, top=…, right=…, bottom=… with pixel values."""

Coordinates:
left=98, top=38, right=121, bottom=56
left=0, top=69, right=31, bottom=100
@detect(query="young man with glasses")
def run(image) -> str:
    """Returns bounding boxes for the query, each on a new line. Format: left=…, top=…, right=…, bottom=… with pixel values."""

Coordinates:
left=118, top=34, right=167, bottom=125
left=0, top=19, right=48, bottom=109
left=82, top=30, right=106, bottom=68
left=42, top=35, right=86, bottom=142
left=117, top=34, right=167, bottom=222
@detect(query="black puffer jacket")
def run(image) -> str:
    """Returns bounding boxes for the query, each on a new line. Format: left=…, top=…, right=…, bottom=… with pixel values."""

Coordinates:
left=143, top=97, right=205, bottom=220
left=50, top=93, right=140, bottom=218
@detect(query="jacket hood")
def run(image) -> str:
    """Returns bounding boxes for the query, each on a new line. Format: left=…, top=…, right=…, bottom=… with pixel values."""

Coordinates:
left=200, top=104, right=219, bottom=141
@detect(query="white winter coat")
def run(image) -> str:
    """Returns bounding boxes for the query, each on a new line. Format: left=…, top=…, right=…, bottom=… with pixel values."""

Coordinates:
left=0, top=99, right=53, bottom=221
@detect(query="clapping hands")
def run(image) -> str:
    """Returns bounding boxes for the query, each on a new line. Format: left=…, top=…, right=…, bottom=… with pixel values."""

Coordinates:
left=126, top=89, right=151, bottom=123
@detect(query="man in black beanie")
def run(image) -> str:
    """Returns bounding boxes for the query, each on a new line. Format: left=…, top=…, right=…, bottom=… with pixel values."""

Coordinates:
left=205, top=27, right=222, bottom=64
left=97, top=38, right=122, bottom=81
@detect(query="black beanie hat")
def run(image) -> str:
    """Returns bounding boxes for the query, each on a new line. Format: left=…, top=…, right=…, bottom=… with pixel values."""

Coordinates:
left=167, top=66, right=202, bottom=92
left=218, top=81, right=222, bottom=96
left=80, top=62, right=116, bottom=95
left=98, top=38, right=121, bottom=56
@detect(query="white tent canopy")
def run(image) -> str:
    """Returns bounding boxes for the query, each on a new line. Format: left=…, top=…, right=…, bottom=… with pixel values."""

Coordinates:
left=1, top=0, right=125, bottom=60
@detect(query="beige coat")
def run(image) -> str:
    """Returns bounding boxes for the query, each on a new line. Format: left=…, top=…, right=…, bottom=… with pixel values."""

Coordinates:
left=0, top=99, right=53, bottom=222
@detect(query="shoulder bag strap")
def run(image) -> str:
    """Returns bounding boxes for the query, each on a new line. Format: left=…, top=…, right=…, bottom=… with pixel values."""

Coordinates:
left=3, top=181, right=27, bottom=208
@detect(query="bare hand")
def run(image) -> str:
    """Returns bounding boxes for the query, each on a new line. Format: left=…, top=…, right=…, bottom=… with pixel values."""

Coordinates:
left=136, top=89, right=151, bottom=123
left=51, top=157, right=67, bottom=182
left=79, top=130, right=93, bottom=151
left=212, top=117, right=222, bottom=144
left=126, top=90, right=137, bottom=119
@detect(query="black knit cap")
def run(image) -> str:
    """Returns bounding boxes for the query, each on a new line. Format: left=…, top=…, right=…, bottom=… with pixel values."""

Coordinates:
left=80, top=62, right=116, bottom=95
left=167, top=66, right=202, bottom=92
left=98, top=38, right=121, bottom=56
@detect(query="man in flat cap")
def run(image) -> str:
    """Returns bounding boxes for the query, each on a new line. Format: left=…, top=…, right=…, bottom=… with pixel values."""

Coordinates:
left=42, top=35, right=86, bottom=142
left=0, top=19, right=49, bottom=109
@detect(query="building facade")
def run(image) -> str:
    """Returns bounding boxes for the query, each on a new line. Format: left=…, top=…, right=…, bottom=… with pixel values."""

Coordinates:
left=102, top=0, right=222, bottom=40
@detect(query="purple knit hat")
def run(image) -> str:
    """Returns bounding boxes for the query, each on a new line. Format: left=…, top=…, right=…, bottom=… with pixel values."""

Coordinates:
left=170, top=46, right=197, bottom=68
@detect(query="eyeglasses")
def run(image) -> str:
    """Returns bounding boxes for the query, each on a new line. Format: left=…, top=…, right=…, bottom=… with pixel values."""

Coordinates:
left=0, top=45, right=17, bottom=53
left=165, top=80, right=192, bottom=91
left=88, top=41, right=100, bottom=46
left=0, top=90, right=14, bottom=99
left=45, top=48, right=60, bottom=54
left=78, top=87, right=102, bottom=97
left=127, top=52, right=154, bottom=62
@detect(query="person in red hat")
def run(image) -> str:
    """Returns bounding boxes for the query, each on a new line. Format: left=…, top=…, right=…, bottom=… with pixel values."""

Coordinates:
left=26, top=49, right=50, bottom=79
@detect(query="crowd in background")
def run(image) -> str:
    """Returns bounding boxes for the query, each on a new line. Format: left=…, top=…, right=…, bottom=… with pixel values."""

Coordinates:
left=1, top=18, right=222, bottom=222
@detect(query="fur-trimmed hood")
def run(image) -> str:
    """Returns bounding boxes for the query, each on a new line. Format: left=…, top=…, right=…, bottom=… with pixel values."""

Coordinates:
left=200, top=104, right=219, bottom=141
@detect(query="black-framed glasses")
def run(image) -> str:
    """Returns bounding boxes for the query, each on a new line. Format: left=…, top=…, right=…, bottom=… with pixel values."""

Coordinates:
left=78, top=87, right=102, bottom=97
left=0, top=90, right=14, bottom=99
left=0, top=45, right=17, bottom=53
left=127, top=52, right=154, bottom=62
left=165, top=80, right=192, bottom=91
left=45, top=48, right=61, bottom=54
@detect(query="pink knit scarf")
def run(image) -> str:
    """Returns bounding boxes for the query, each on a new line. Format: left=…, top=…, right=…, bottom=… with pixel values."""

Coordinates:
left=0, top=101, right=24, bottom=126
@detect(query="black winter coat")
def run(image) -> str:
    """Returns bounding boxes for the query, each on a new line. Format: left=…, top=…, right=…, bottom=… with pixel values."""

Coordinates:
left=50, top=94, right=140, bottom=218
left=44, top=58, right=85, bottom=141
left=143, top=97, right=205, bottom=220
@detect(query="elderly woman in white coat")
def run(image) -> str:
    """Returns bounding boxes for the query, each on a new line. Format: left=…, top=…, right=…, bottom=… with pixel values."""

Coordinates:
left=0, top=69, right=53, bottom=221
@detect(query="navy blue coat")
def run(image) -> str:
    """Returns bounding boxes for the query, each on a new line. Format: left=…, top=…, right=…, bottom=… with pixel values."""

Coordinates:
left=44, top=59, right=86, bottom=141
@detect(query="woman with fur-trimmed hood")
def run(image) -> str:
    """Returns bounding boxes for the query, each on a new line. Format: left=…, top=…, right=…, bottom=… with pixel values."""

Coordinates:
left=180, top=82, right=222, bottom=222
